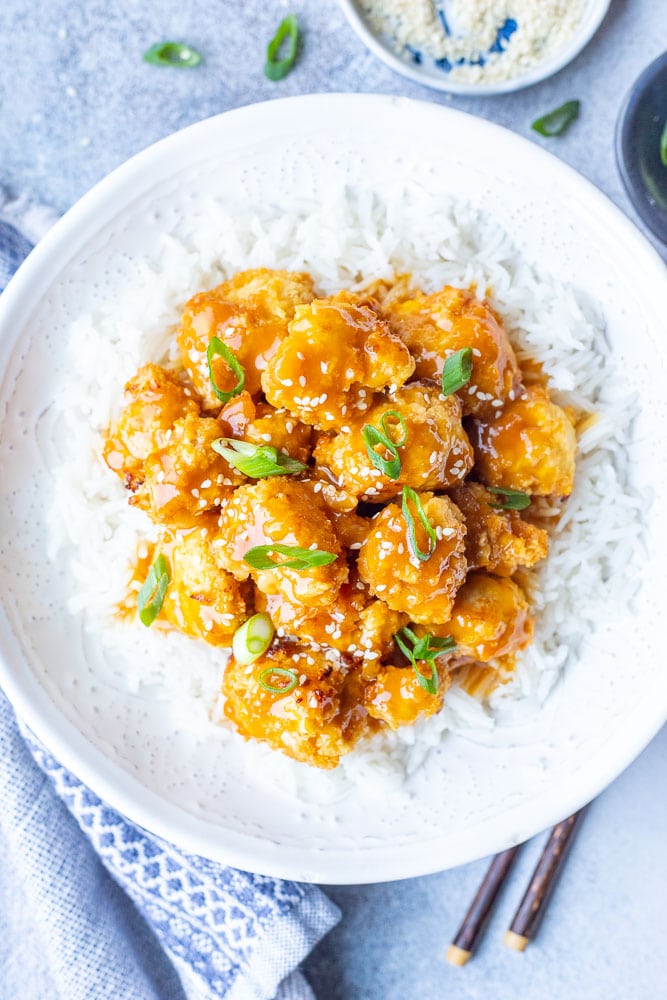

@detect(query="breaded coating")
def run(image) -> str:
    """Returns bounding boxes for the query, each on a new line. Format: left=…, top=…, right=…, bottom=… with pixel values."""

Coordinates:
left=363, top=661, right=451, bottom=729
left=470, top=385, right=577, bottom=496
left=214, top=479, right=347, bottom=608
left=313, top=382, right=474, bottom=502
left=103, top=364, right=199, bottom=487
left=430, top=572, right=533, bottom=662
left=218, top=390, right=312, bottom=464
left=223, top=643, right=372, bottom=769
left=384, top=285, right=521, bottom=419
left=261, top=293, right=415, bottom=431
left=178, top=269, right=315, bottom=408
left=256, top=576, right=406, bottom=663
left=449, top=482, right=548, bottom=576
left=357, top=493, right=467, bottom=624
left=129, top=412, right=243, bottom=527
left=159, top=520, right=248, bottom=645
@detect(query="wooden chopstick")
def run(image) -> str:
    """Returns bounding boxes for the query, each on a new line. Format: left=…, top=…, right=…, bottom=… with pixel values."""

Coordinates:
left=504, top=809, right=585, bottom=952
left=446, top=845, right=522, bottom=966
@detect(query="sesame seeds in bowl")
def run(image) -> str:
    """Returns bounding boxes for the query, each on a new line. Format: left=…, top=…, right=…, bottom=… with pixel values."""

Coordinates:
left=338, top=0, right=612, bottom=95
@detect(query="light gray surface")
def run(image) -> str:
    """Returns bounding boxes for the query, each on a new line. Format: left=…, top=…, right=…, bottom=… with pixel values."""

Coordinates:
left=1, top=1, right=665, bottom=998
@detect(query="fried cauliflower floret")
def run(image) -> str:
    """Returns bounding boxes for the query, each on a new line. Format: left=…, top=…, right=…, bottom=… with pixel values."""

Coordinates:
left=313, top=382, right=473, bottom=502
left=363, top=661, right=451, bottom=729
left=449, top=482, right=548, bottom=576
left=256, top=575, right=406, bottom=663
left=470, top=386, right=577, bottom=496
left=159, top=520, right=248, bottom=645
left=218, top=391, right=312, bottom=464
left=357, top=493, right=467, bottom=624
left=261, top=293, right=415, bottom=431
left=130, top=412, right=243, bottom=527
left=214, top=479, right=347, bottom=608
left=103, top=364, right=199, bottom=487
left=429, top=572, right=533, bottom=662
left=178, top=269, right=315, bottom=409
left=384, top=285, right=521, bottom=419
left=223, top=643, right=371, bottom=768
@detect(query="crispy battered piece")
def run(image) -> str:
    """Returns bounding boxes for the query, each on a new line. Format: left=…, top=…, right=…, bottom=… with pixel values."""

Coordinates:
left=223, top=643, right=372, bottom=769
left=218, top=391, right=312, bottom=464
left=130, top=412, right=243, bottom=527
left=313, top=382, right=473, bottom=502
left=159, top=520, right=248, bottom=645
left=357, top=493, right=467, bottom=624
left=384, top=285, right=521, bottom=418
left=103, top=364, right=199, bottom=487
left=449, top=482, right=548, bottom=576
left=470, top=385, right=577, bottom=497
left=178, top=269, right=315, bottom=408
left=214, top=479, right=347, bottom=608
left=256, top=575, right=406, bottom=663
left=429, top=572, right=533, bottom=662
left=363, top=661, right=451, bottom=729
left=261, top=293, right=415, bottom=431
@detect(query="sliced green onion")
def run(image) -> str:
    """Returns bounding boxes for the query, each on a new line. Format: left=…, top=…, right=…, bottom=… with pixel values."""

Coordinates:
left=487, top=486, right=531, bottom=511
left=212, top=438, right=306, bottom=478
left=259, top=666, right=299, bottom=693
left=394, top=626, right=456, bottom=695
left=264, top=13, right=299, bottom=82
left=531, top=100, right=580, bottom=137
left=137, top=554, right=170, bottom=627
left=661, top=121, right=667, bottom=167
left=380, top=410, right=408, bottom=447
left=232, top=613, right=275, bottom=665
left=362, top=410, right=408, bottom=480
left=401, top=486, right=437, bottom=562
left=143, top=42, right=202, bottom=67
left=441, top=348, right=473, bottom=397
left=207, top=337, right=245, bottom=404
left=244, top=544, right=337, bottom=571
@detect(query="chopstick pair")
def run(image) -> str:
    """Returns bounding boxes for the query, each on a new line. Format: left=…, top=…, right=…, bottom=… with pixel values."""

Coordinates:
left=446, top=809, right=584, bottom=966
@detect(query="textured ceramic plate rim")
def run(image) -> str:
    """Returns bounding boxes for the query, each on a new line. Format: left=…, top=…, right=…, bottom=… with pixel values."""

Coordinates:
left=337, top=0, right=611, bottom=95
left=0, top=94, right=666, bottom=884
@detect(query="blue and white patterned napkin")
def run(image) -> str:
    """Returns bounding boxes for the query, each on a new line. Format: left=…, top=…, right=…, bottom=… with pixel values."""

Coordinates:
left=0, top=193, right=340, bottom=1000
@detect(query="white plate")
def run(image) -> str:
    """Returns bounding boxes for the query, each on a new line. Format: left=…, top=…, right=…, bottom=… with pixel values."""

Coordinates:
left=0, top=95, right=666, bottom=884
left=338, top=0, right=611, bottom=95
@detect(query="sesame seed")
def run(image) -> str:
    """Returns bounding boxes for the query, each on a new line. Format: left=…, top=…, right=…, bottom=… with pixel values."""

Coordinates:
left=299, top=375, right=306, bottom=387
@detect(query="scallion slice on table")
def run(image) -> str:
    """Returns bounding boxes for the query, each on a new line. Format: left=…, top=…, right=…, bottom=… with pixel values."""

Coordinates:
left=531, top=100, right=580, bottom=137
left=232, top=613, right=275, bottom=665
left=137, top=554, right=170, bottom=627
left=212, top=438, right=306, bottom=478
left=258, top=666, right=299, bottom=694
left=394, top=626, right=456, bottom=695
left=660, top=121, right=667, bottom=167
left=244, top=544, right=337, bottom=571
left=362, top=409, right=408, bottom=479
left=487, top=486, right=531, bottom=511
left=401, top=486, right=437, bottom=562
left=441, top=348, right=473, bottom=397
left=206, top=337, right=245, bottom=404
left=143, top=42, right=202, bottom=68
left=264, top=13, right=299, bottom=82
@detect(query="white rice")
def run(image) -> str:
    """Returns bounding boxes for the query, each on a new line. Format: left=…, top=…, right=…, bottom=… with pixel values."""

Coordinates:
left=47, top=187, right=642, bottom=793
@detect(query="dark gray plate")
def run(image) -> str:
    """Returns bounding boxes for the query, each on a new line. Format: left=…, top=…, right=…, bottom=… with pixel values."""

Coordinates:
left=616, top=51, right=667, bottom=245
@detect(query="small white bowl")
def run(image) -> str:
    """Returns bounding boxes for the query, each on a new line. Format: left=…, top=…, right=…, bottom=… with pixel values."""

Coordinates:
left=338, top=0, right=611, bottom=95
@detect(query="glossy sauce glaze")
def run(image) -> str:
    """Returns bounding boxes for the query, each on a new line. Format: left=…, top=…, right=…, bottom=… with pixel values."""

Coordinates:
left=105, top=268, right=579, bottom=769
